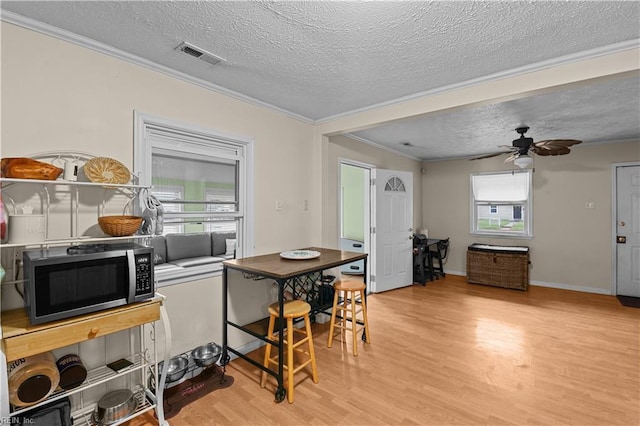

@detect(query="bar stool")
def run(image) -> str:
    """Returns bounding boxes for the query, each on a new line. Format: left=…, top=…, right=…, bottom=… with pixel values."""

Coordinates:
left=327, top=280, right=371, bottom=356
left=261, top=299, right=318, bottom=403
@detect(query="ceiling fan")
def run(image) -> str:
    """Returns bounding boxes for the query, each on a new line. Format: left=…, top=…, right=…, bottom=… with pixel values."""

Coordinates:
left=471, top=126, right=582, bottom=168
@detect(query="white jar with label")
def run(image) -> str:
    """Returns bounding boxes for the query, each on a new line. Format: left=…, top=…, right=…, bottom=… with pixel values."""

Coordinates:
left=8, top=351, right=60, bottom=407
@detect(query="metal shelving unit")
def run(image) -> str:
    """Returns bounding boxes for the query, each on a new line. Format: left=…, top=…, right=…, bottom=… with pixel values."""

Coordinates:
left=0, top=298, right=171, bottom=425
left=0, top=162, right=170, bottom=425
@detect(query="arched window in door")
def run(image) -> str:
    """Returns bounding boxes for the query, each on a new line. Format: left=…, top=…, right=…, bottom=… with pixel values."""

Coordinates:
left=384, top=176, right=406, bottom=192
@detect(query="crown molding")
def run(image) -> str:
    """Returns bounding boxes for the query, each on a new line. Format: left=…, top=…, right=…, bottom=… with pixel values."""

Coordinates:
left=317, top=39, right=640, bottom=124
left=1, top=11, right=315, bottom=125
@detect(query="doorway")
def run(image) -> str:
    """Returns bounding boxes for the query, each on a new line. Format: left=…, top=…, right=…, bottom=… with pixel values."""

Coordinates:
left=339, top=161, right=371, bottom=287
left=613, top=163, right=640, bottom=297
left=338, top=161, right=414, bottom=293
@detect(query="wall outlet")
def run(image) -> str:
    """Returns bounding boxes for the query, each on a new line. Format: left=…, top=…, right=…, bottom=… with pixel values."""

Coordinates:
left=275, top=200, right=283, bottom=211
left=585, top=202, right=595, bottom=209
left=303, top=199, right=309, bottom=210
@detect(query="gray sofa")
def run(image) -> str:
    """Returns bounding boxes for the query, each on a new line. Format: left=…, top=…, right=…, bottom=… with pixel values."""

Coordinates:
left=149, top=232, right=236, bottom=282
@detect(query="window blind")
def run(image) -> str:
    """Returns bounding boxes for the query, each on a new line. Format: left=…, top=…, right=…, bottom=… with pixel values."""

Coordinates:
left=472, top=172, right=529, bottom=202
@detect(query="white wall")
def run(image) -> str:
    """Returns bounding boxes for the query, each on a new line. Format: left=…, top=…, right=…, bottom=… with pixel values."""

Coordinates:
left=422, top=140, right=640, bottom=294
left=1, top=22, right=317, bottom=354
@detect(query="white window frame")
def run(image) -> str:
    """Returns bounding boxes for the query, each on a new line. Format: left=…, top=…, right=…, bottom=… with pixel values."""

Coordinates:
left=470, top=170, right=533, bottom=238
left=134, top=112, right=255, bottom=284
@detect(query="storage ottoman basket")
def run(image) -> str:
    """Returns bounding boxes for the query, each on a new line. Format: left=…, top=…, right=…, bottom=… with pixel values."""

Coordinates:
left=467, top=244, right=530, bottom=290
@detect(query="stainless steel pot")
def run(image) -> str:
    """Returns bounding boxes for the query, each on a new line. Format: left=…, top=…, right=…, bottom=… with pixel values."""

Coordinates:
left=93, top=389, right=137, bottom=425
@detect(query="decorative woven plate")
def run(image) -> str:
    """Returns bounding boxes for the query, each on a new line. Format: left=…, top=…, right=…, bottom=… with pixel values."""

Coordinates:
left=84, top=157, right=130, bottom=184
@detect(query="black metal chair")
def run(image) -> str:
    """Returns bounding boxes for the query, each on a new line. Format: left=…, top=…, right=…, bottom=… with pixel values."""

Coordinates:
left=429, top=238, right=450, bottom=279
left=413, top=234, right=430, bottom=285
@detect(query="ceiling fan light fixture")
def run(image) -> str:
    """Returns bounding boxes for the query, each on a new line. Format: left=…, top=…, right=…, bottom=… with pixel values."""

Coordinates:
left=513, top=154, right=534, bottom=169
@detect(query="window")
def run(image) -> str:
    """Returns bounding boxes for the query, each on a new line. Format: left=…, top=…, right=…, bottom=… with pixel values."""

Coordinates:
left=135, top=112, right=254, bottom=266
left=470, top=170, right=532, bottom=237
left=150, top=151, right=239, bottom=235
left=384, top=177, right=406, bottom=192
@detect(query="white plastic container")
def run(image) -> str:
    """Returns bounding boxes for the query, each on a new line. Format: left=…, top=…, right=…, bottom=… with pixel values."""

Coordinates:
left=8, top=205, right=45, bottom=244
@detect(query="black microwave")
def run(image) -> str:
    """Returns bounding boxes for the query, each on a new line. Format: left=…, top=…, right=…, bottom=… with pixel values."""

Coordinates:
left=23, top=243, right=154, bottom=325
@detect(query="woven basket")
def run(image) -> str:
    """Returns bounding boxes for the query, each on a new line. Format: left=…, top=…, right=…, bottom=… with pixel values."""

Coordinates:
left=467, top=246, right=529, bottom=290
left=98, top=215, right=142, bottom=237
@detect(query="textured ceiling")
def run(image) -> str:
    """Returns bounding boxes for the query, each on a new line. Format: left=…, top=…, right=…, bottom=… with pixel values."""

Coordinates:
left=2, top=1, right=639, bottom=161
left=351, top=74, right=640, bottom=160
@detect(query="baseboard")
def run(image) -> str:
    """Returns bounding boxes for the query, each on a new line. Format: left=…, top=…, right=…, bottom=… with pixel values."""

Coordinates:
left=228, top=339, right=265, bottom=361
left=528, top=280, right=611, bottom=295
left=444, top=270, right=611, bottom=295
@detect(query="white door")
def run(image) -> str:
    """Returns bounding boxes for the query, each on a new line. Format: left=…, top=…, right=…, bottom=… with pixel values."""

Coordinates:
left=372, top=169, right=413, bottom=293
left=616, top=165, right=640, bottom=297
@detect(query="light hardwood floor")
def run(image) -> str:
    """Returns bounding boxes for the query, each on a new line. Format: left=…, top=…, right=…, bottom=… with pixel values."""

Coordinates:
left=128, top=275, right=639, bottom=425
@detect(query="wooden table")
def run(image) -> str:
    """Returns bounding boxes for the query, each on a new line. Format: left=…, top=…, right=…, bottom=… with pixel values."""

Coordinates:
left=221, top=247, right=368, bottom=403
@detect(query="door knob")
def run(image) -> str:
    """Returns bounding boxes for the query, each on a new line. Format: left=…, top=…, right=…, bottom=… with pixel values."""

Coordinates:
left=617, top=236, right=627, bottom=244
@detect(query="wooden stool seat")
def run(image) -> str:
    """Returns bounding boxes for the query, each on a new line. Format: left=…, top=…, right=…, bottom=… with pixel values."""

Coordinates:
left=261, top=300, right=318, bottom=403
left=334, top=280, right=366, bottom=292
left=267, top=299, right=310, bottom=317
left=327, top=280, right=371, bottom=356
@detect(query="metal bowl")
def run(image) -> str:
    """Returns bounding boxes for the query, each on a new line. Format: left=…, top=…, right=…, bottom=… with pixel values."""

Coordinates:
left=93, top=388, right=137, bottom=425
left=160, top=355, right=189, bottom=383
left=191, top=343, right=221, bottom=367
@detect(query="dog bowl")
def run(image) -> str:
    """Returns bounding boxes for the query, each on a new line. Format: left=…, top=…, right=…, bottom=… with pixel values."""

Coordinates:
left=191, top=343, right=221, bottom=367
left=93, top=388, right=137, bottom=425
left=159, top=355, right=189, bottom=383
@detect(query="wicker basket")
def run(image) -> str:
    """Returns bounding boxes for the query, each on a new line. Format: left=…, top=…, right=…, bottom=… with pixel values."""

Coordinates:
left=98, top=215, right=143, bottom=237
left=467, top=244, right=529, bottom=290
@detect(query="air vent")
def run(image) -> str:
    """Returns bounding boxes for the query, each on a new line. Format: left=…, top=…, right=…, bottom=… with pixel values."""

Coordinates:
left=181, top=45, right=203, bottom=58
left=176, top=42, right=226, bottom=66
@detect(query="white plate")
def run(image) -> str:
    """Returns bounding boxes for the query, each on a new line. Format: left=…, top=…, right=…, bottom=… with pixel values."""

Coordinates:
left=279, top=250, right=321, bottom=260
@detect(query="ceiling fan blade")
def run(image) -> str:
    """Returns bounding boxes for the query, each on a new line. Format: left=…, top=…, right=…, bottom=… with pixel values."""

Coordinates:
left=532, top=139, right=581, bottom=156
left=533, top=145, right=571, bottom=156
left=469, top=151, right=511, bottom=161
left=504, top=152, right=519, bottom=163
left=534, top=139, right=582, bottom=148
